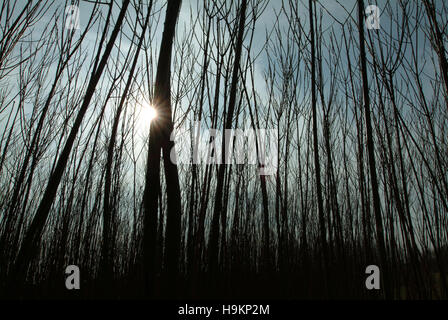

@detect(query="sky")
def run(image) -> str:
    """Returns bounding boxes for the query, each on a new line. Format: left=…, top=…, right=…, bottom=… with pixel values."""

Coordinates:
left=1, top=0, right=443, bottom=151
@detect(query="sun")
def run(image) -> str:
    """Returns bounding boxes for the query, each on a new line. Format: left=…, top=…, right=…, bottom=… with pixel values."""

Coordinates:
left=135, top=101, right=158, bottom=134
left=142, top=103, right=157, bottom=122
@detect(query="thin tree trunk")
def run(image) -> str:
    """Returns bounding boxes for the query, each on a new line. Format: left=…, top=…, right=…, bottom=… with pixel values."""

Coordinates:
left=357, top=0, right=390, bottom=299
left=309, top=0, right=329, bottom=296
left=102, top=4, right=152, bottom=288
left=208, top=0, right=248, bottom=280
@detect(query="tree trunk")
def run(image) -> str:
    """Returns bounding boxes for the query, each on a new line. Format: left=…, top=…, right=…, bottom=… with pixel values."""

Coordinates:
left=357, top=0, right=390, bottom=299
left=102, top=4, right=152, bottom=290
left=208, top=0, right=248, bottom=281
left=309, top=0, right=329, bottom=296
left=142, top=0, right=183, bottom=298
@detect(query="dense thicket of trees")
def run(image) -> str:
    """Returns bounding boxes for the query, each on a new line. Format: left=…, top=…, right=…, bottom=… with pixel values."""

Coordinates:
left=0, top=0, right=447, bottom=299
